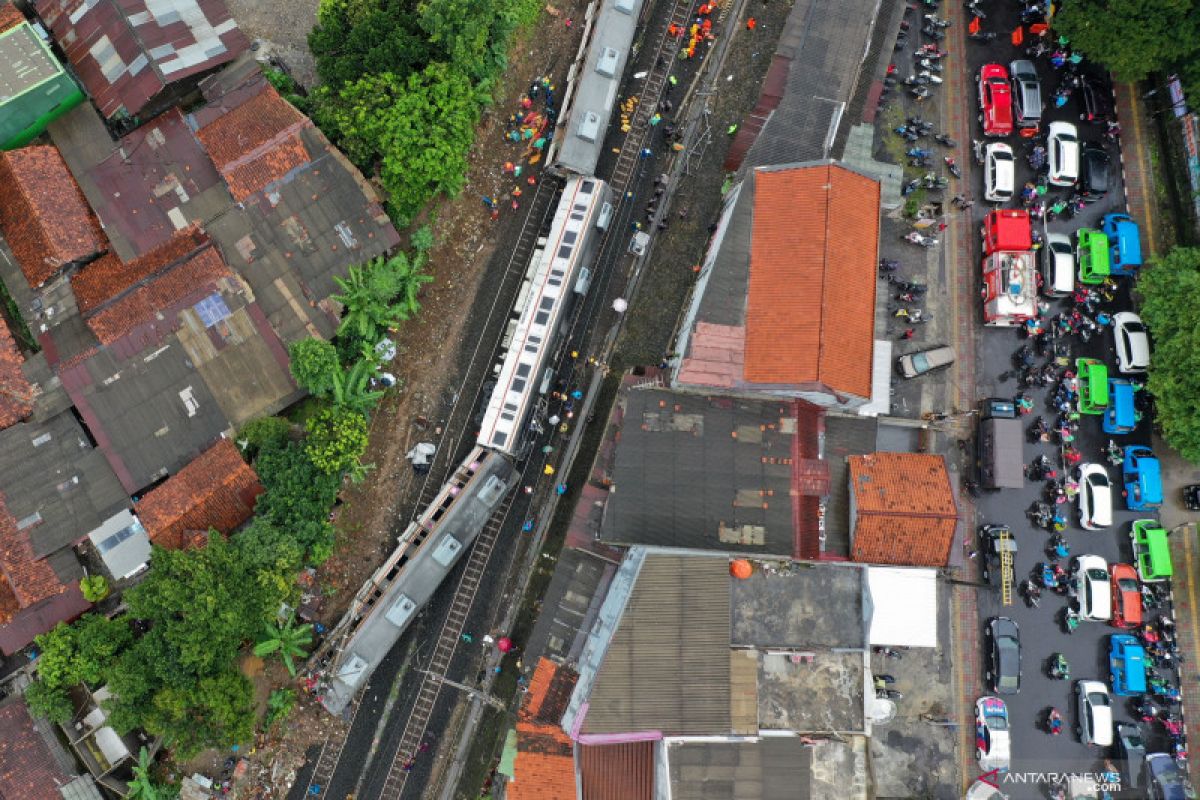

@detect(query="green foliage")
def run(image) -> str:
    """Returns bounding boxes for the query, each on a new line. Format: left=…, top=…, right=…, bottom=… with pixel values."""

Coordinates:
left=237, top=416, right=293, bottom=461
left=142, top=671, right=256, bottom=759
left=310, top=0, right=434, bottom=90
left=1054, top=0, right=1200, bottom=82
left=126, top=747, right=175, bottom=800
left=305, top=407, right=370, bottom=474
left=253, top=613, right=314, bottom=677
left=265, top=688, right=297, bottom=729
left=288, top=338, right=342, bottom=396
left=331, top=356, right=386, bottom=415
left=24, top=680, right=74, bottom=724
left=1139, top=247, right=1200, bottom=459
left=410, top=224, right=434, bottom=254
left=331, top=247, right=432, bottom=343
left=262, top=66, right=310, bottom=115
left=34, top=614, right=133, bottom=689
left=253, top=442, right=341, bottom=556
left=80, top=574, right=110, bottom=603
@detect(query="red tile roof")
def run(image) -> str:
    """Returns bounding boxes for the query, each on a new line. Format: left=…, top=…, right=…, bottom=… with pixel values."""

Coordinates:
left=195, top=86, right=312, bottom=201
left=509, top=658, right=578, bottom=800
left=32, top=0, right=249, bottom=119
left=0, top=146, right=106, bottom=288
left=579, top=741, right=655, bottom=800
left=0, top=317, right=35, bottom=431
left=848, top=453, right=958, bottom=567
left=0, top=495, right=67, bottom=623
left=135, top=438, right=262, bottom=549
left=743, top=164, right=879, bottom=398
left=0, top=2, right=26, bottom=33
left=71, top=224, right=209, bottom=314
left=86, top=243, right=233, bottom=344
left=0, top=701, right=75, bottom=800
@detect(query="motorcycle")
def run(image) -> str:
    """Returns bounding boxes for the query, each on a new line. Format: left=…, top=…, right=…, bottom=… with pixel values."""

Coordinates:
left=923, top=13, right=951, bottom=27
left=1048, top=652, right=1070, bottom=680
left=902, top=178, right=921, bottom=196
left=896, top=291, right=921, bottom=302
left=893, top=307, right=928, bottom=323
left=888, top=279, right=927, bottom=294
left=1106, top=440, right=1123, bottom=466
left=873, top=646, right=903, bottom=659
left=1061, top=606, right=1079, bottom=634
left=964, top=0, right=985, bottom=17
left=945, top=156, right=960, bottom=178
left=1022, top=578, right=1041, bottom=608
left=933, top=132, right=956, bottom=147
left=911, top=85, right=932, bottom=100
left=1028, top=500, right=1052, bottom=528
left=1047, top=533, right=1069, bottom=560
left=906, top=147, right=932, bottom=159
left=921, top=173, right=948, bottom=189
left=908, top=155, right=933, bottom=168
left=1028, top=416, right=1049, bottom=443
left=904, top=73, right=933, bottom=86
left=919, top=70, right=943, bottom=84
left=968, top=30, right=997, bottom=42
left=879, top=258, right=901, bottom=273
left=1046, top=707, right=1063, bottom=735
left=903, top=231, right=939, bottom=247
left=917, top=58, right=944, bottom=73
left=920, top=24, right=945, bottom=40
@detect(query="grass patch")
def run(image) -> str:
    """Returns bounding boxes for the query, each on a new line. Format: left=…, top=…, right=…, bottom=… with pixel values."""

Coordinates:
left=880, top=104, right=908, bottom=167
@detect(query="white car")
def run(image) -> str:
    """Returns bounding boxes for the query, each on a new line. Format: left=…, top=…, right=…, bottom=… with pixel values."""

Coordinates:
left=1076, top=679, right=1114, bottom=747
left=1078, top=463, right=1113, bottom=530
left=984, top=142, right=1015, bottom=202
left=1047, top=121, right=1080, bottom=186
left=1113, top=311, right=1150, bottom=373
left=975, top=696, right=1011, bottom=772
left=1042, top=232, right=1074, bottom=296
left=1074, top=554, right=1112, bottom=621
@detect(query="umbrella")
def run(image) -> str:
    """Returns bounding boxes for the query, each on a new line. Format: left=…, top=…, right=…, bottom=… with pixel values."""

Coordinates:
left=498, top=637, right=514, bottom=653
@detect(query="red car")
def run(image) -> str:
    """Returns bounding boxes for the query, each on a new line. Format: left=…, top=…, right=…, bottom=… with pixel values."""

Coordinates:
left=1110, top=563, right=1143, bottom=629
left=978, top=64, right=1014, bottom=137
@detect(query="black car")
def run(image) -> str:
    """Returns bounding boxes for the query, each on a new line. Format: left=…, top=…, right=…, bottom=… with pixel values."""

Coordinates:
left=1145, top=753, right=1193, bottom=800
left=1080, top=76, right=1115, bottom=124
left=1079, top=145, right=1110, bottom=203
left=986, top=617, right=1021, bottom=695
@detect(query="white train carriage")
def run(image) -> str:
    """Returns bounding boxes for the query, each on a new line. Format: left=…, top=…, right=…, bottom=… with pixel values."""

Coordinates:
left=476, top=176, right=611, bottom=456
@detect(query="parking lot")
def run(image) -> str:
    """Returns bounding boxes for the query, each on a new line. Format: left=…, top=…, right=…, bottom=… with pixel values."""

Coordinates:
left=874, top=1, right=1189, bottom=797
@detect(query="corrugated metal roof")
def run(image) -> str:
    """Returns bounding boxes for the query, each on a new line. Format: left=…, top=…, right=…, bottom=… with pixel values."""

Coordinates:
left=579, top=741, right=655, bottom=800
left=668, top=739, right=814, bottom=800
left=581, top=553, right=731, bottom=735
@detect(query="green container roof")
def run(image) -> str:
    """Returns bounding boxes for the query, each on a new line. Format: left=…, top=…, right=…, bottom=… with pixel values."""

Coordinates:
left=0, top=23, right=64, bottom=103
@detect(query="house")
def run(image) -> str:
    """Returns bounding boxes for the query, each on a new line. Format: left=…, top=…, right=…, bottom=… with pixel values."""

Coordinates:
left=135, top=437, right=262, bottom=550
left=0, top=9, right=85, bottom=149
left=0, top=698, right=104, bottom=800
left=671, top=162, right=884, bottom=412
left=32, top=0, right=249, bottom=123
left=0, top=146, right=106, bottom=289
left=847, top=452, right=959, bottom=567
left=0, top=316, right=36, bottom=430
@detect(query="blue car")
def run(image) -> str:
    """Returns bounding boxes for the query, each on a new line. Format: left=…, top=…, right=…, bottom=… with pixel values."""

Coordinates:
left=1102, top=379, right=1138, bottom=435
left=1102, top=213, right=1143, bottom=276
left=1109, top=634, right=1147, bottom=696
left=1123, top=445, right=1163, bottom=511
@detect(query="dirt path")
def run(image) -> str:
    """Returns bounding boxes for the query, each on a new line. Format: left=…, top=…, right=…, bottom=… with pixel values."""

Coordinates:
left=226, top=4, right=592, bottom=794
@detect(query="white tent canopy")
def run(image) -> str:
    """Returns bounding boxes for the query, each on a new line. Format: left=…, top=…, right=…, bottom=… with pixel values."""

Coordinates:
left=865, top=567, right=938, bottom=648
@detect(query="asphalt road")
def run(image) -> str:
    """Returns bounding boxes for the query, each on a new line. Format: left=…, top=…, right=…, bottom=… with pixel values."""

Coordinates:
left=956, top=6, right=1183, bottom=797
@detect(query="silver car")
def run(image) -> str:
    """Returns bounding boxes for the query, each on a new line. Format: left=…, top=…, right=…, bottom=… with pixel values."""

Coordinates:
left=897, top=345, right=955, bottom=378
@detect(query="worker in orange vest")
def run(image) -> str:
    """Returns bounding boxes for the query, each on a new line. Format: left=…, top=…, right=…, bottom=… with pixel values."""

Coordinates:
left=746, top=17, right=757, bottom=30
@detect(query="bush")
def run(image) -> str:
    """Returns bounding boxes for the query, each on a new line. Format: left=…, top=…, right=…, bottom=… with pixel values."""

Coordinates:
left=80, top=575, right=109, bottom=603
left=304, top=407, right=369, bottom=475
left=1139, top=247, right=1200, bottom=459
left=25, top=680, right=73, bottom=724
left=238, top=416, right=293, bottom=461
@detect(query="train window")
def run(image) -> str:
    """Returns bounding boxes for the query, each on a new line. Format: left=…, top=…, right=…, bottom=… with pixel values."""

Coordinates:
left=525, top=344, right=538, bottom=353
left=548, top=278, right=562, bottom=288
left=516, top=364, right=531, bottom=378
left=571, top=212, right=585, bottom=222
left=512, top=379, right=526, bottom=393
left=528, top=334, right=542, bottom=344
left=534, top=311, right=549, bottom=325
left=504, top=402, right=518, bottom=412
left=539, top=296, right=555, bottom=310
left=558, top=244, right=573, bottom=259
left=563, top=230, right=577, bottom=244
left=581, top=180, right=595, bottom=194
left=500, top=412, right=515, bottom=422
left=492, top=432, right=507, bottom=447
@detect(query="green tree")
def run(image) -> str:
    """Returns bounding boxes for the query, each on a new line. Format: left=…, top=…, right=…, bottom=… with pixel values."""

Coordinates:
left=253, top=613, right=314, bottom=677
left=237, top=416, right=292, bottom=461
left=24, top=680, right=74, bottom=724
left=126, top=747, right=172, bottom=800
left=1054, top=0, right=1200, bottom=82
left=288, top=338, right=341, bottom=396
left=309, top=0, right=432, bottom=90
left=332, top=254, right=433, bottom=341
left=264, top=688, right=296, bottom=730
left=80, top=575, right=109, bottom=603
left=34, top=614, right=132, bottom=689
left=1138, top=247, right=1200, bottom=459
left=252, top=442, right=341, bottom=556
left=141, top=671, right=256, bottom=759
left=304, top=407, right=369, bottom=474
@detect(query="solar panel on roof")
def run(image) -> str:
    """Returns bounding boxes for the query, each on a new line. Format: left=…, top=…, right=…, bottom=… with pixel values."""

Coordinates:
left=194, top=293, right=230, bottom=327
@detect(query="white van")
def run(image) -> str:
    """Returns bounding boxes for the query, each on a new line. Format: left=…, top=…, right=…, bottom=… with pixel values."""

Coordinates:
left=1042, top=232, right=1074, bottom=296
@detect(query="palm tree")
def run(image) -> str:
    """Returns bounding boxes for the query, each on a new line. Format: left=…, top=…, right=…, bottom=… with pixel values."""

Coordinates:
left=125, top=747, right=162, bottom=800
left=253, top=614, right=313, bottom=677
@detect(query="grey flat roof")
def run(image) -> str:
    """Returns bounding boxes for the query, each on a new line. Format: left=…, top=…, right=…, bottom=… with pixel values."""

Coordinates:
left=598, top=387, right=802, bottom=556
left=579, top=552, right=731, bottom=735
left=757, top=650, right=865, bottom=732
left=0, top=24, right=60, bottom=101
left=524, top=548, right=615, bottom=664
left=0, top=413, right=128, bottom=559
left=821, top=414, right=879, bottom=558
left=550, top=0, right=643, bottom=176
left=668, top=738, right=866, bottom=800
left=729, top=564, right=865, bottom=650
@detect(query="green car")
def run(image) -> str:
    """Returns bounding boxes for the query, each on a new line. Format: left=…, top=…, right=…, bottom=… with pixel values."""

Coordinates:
left=1076, top=228, right=1111, bottom=285
left=1076, top=358, right=1109, bottom=415
left=1130, top=520, right=1173, bottom=582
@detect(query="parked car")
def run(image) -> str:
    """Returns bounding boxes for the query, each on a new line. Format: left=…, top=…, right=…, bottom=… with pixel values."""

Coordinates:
left=1145, top=752, right=1193, bottom=799
left=1110, top=563, right=1143, bottom=629
left=1009, top=59, right=1043, bottom=131
left=1078, top=463, right=1113, bottom=529
left=1075, top=554, right=1112, bottom=621
left=1131, top=519, right=1174, bottom=583
left=978, top=64, right=1014, bottom=137
left=897, top=345, right=954, bottom=378
left=986, top=617, right=1021, bottom=695
left=1076, top=679, right=1114, bottom=746
left=1080, top=75, right=1115, bottom=124
left=1123, top=446, right=1162, bottom=511
left=1116, top=723, right=1146, bottom=789
left=1113, top=311, right=1150, bottom=373
left=1042, top=231, right=1075, bottom=296
left=974, top=696, right=1011, bottom=772
left=1080, top=145, right=1111, bottom=202
left=983, top=143, right=1015, bottom=203
left=1047, top=121, right=1080, bottom=186
left=1108, top=633, right=1147, bottom=696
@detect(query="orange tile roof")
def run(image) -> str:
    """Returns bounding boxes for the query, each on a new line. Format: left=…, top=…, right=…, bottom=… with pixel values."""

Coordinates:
left=0, top=317, right=35, bottom=431
left=135, top=439, right=262, bottom=549
left=195, top=86, right=312, bottom=201
left=0, top=2, right=26, bottom=33
left=0, top=147, right=106, bottom=288
left=71, top=225, right=209, bottom=314
left=86, top=244, right=233, bottom=345
left=848, top=453, right=958, bottom=567
left=743, top=164, right=879, bottom=398
left=0, top=495, right=66, bottom=623
left=509, top=658, right=577, bottom=800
